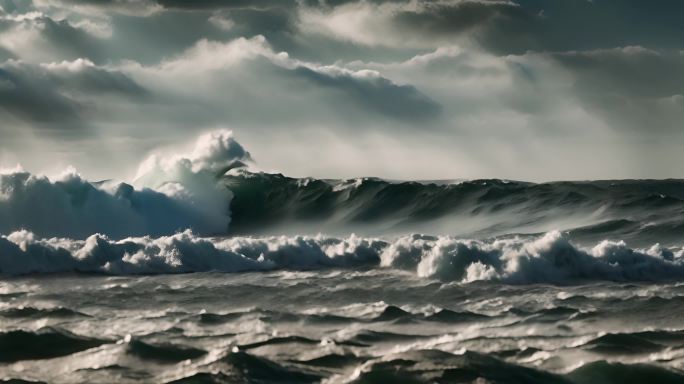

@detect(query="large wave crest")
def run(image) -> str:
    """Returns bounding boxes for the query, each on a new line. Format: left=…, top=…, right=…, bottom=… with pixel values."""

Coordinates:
left=0, top=130, right=249, bottom=239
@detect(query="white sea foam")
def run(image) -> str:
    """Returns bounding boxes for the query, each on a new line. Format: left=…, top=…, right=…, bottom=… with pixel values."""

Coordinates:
left=382, top=231, right=684, bottom=283
left=0, top=130, right=249, bottom=239
left=0, top=230, right=386, bottom=275
left=1, top=229, right=683, bottom=283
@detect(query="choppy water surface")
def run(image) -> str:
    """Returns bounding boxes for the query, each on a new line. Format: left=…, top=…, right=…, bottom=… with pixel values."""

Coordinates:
left=5, top=160, right=684, bottom=383
left=2, top=271, right=684, bottom=383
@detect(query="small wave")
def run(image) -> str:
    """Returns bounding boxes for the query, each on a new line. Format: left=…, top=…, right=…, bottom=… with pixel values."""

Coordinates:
left=164, top=372, right=235, bottom=384
left=237, top=335, right=320, bottom=350
left=369, top=305, right=490, bottom=324
left=301, top=313, right=357, bottom=325
left=223, top=351, right=322, bottom=383
left=424, top=309, right=491, bottom=323
left=125, top=339, right=207, bottom=363
left=629, top=330, right=684, bottom=344
left=295, top=353, right=365, bottom=368
left=195, top=309, right=357, bottom=327
left=346, top=330, right=432, bottom=345
left=0, top=328, right=107, bottom=363
left=350, top=350, right=569, bottom=384
left=513, top=306, right=582, bottom=325
left=567, top=360, right=684, bottom=384
left=371, top=305, right=411, bottom=322
left=167, top=352, right=324, bottom=384
left=0, top=306, right=90, bottom=319
left=196, top=312, right=244, bottom=325
left=580, top=333, right=664, bottom=355
left=494, top=347, right=544, bottom=359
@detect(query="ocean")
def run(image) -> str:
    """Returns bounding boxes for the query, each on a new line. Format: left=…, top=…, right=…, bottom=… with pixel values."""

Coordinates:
left=1, top=0, right=682, bottom=381
left=2, top=170, right=684, bottom=383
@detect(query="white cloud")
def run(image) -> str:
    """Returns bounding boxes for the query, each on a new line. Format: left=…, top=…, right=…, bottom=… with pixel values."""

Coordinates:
left=208, top=12, right=235, bottom=31
left=297, top=0, right=519, bottom=49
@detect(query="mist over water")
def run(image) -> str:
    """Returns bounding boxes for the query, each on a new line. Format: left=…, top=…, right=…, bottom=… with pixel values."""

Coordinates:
left=0, top=130, right=249, bottom=239
left=2, top=130, right=684, bottom=383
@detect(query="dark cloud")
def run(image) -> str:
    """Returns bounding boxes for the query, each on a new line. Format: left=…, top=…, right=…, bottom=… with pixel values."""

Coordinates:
left=553, top=48, right=684, bottom=99
left=552, top=48, right=684, bottom=132
left=39, top=17, right=107, bottom=62
left=29, top=0, right=158, bottom=14
left=49, top=64, right=148, bottom=97
left=227, top=6, right=294, bottom=34
left=155, top=0, right=294, bottom=9
left=0, top=66, right=81, bottom=126
left=49, top=7, right=292, bottom=65
left=515, top=0, right=684, bottom=51
left=395, top=1, right=533, bottom=37
left=294, top=66, right=442, bottom=122
left=0, top=0, right=34, bottom=13
left=108, top=0, right=422, bottom=63
left=104, top=11, right=232, bottom=64
left=0, top=14, right=108, bottom=63
left=0, top=61, right=147, bottom=130
left=297, top=0, right=684, bottom=55
left=446, top=0, right=684, bottom=54
left=0, top=46, right=14, bottom=60
left=0, top=0, right=682, bottom=180
left=17, top=0, right=684, bottom=58
left=131, top=50, right=442, bottom=128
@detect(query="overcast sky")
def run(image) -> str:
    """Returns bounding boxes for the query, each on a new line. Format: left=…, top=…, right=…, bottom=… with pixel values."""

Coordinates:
left=0, top=0, right=683, bottom=181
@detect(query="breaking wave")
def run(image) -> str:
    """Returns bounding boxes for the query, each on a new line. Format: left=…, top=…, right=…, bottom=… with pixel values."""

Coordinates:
left=3, top=129, right=684, bottom=244
left=3, top=129, right=684, bottom=283
left=0, top=130, right=249, bottom=239
left=1, top=229, right=683, bottom=284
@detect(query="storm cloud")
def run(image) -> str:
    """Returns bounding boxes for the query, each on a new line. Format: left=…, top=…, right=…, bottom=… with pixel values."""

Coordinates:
left=0, top=0, right=682, bottom=181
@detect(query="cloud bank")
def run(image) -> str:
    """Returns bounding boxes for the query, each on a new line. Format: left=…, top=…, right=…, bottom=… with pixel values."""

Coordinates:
left=0, top=0, right=682, bottom=181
